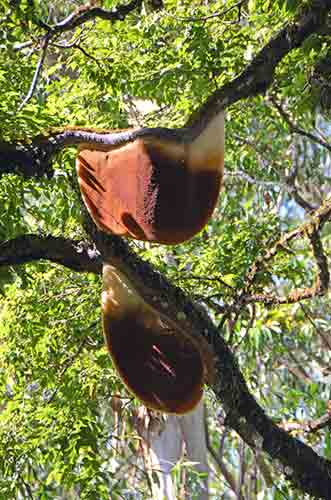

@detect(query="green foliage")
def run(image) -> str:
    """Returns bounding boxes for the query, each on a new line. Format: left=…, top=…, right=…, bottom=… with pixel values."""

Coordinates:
left=1, top=0, right=331, bottom=498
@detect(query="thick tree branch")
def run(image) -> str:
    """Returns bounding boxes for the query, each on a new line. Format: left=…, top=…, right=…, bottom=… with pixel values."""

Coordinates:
left=2, top=0, right=331, bottom=178
left=2, top=225, right=331, bottom=497
left=0, top=234, right=101, bottom=272
left=83, top=224, right=331, bottom=499
left=189, top=0, right=331, bottom=127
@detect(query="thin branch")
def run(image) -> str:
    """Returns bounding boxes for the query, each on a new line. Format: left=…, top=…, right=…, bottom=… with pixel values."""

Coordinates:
left=227, top=169, right=316, bottom=212
left=284, top=154, right=316, bottom=211
left=179, top=274, right=235, bottom=290
left=309, top=227, right=330, bottom=291
left=281, top=359, right=313, bottom=385
left=236, top=440, right=246, bottom=500
left=281, top=411, right=331, bottom=433
left=72, top=43, right=102, bottom=64
left=15, top=1, right=143, bottom=111
left=166, top=0, right=244, bottom=23
left=47, top=335, right=91, bottom=403
left=43, top=0, right=143, bottom=34
left=13, top=41, right=34, bottom=51
left=205, top=422, right=238, bottom=494
left=222, top=196, right=331, bottom=308
left=231, top=134, right=316, bottom=211
left=244, top=195, right=331, bottom=292
left=225, top=170, right=279, bottom=188
left=270, top=97, right=331, bottom=153
left=300, top=303, right=331, bottom=351
left=18, top=35, right=50, bottom=112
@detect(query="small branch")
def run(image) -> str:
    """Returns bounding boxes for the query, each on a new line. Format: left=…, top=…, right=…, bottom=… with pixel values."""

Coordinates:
left=167, top=0, right=244, bottom=23
left=47, top=335, right=91, bottom=403
left=13, top=41, right=34, bottom=52
left=227, top=170, right=316, bottom=212
left=0, top=234, right=102, bottom=273
left=205, top=423, right=238, bottom=494
left=225, top=170, right=279, bottom=188
left=244, top=195, right=331, bottom=292
left=236, top=440, right=246, bottom=500
left=50, top=33, right=103, bottom=65
left=281, top=360, right=313, bottom=385
left=285, top=155, right=316, bottom=211
left=308, top=227, right=330, bottom=294
left=45, top=0, right=143, bottom=34
left=18, top=35, right=50, bottom=112
left=15, top=1, right=143, bottom=111
left=300, top=303, right=331, bottom=351
left=270, top=97, right=331, bottom=153
left=234, top=196, right=331, bottom=307
left=281, top=411, right=331, bottom=434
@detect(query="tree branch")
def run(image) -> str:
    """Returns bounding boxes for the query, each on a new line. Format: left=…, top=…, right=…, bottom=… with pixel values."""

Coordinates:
left=167, top=0, right=244, bottom=24
left=41, top=0, right=143, bottom=34
left=239, top=202, right=330, bottom=306
left=0, top=234, right=102, bottom=272
left=2, top=1, right=331, bottom=178
left=282, top=411, right=331, bottom=434
left=243, top=195, right=331, bottom=292
left=18, top=34, right=50, bottom=112
left=270, top=96, right=331, bottom=153
left=1, top=226, right=331, bottom=497
left=189, top=0, right=331, bottom=127
left=14, top=1, right=143, bottom=110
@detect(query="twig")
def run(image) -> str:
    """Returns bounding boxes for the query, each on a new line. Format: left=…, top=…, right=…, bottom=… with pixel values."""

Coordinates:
left=270, top=97, right=331, bottom=153
left=281, top=411, right=331, bottom=433
left=166, top=0, right=244, bottom=23
left=226, top=170, right=278, bottom=188
left=47, top=335, right=91, bottom=403
left=205, top=421, right=238, bottom=494
left=308, top=226, right=330, bottom=293
left=45, top=0, right=143, bottom=34
left=236, top=440, right=246, bottom=500
left=18, top=35, right=50, bottom=112
left=13, top=41, right=34, bottom=52
left=282, top=345, right=313, bottom=384
left=227, top=169, right=316, bottom=212
left=300, top=303, right=331, bottom=351
left=73, top=43, right=102, bottom=63
left=285, top=155, right=316, bottom=211
left=244, top=195, right=331, bottom=291
left=179, top=274, right=235, bottom=290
